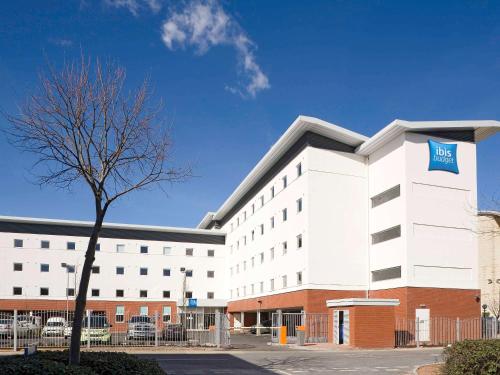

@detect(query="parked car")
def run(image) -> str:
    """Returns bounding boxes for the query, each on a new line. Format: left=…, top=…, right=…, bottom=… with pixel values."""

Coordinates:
left=16, top=315, right=42, bottom=337
left=80, top=315, right=112, bottom=344
left=42, top=317, right=67, bottom=337
left=0, top=316, right=14, bottom=338
left=162, top=324, right=187, bottom=341
left=250, top=319, right=272, bottom=334
left=127, top=315, right=156, bottom=340
left=64, top=321, right=73, bottom=339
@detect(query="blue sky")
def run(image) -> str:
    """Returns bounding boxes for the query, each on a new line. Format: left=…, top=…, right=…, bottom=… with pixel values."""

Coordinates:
left=0, top=0, right=499, bottom=227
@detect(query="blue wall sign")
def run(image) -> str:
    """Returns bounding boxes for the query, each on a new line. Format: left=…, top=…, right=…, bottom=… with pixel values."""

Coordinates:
left=188, top=298, right=198, bottom=308
left=428, top=139, right=459, bottom=174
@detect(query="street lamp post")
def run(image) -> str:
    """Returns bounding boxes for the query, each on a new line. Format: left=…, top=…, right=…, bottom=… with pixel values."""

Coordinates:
left=61, top=263, right=70, bottom=322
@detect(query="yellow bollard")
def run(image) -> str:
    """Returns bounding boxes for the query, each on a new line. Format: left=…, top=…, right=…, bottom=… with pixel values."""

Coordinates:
left=279, top=326, right=287, bottom=344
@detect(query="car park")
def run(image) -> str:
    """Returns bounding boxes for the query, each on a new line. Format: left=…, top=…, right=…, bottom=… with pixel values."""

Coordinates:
left=42, top=317, right=67, bottom=337
left=250, top=319, right=272, bottom=334
left=127, top=315, right=156, bottom=340
left=162, top=323, right=187, bottom=341
left=80, top=315, right=112, bottom=344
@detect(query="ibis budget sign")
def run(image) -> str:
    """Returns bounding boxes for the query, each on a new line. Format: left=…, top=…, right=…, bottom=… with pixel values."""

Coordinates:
left=428, top=139, right=459, bottom=174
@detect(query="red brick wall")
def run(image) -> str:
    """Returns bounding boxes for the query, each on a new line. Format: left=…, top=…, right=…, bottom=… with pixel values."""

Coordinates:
left=369, top=287, right=480, bottom=319
left=227, top=289, right=366, bottom=314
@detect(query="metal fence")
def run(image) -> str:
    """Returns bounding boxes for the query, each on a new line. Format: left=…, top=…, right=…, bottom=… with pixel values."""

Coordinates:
left=271, top=312, right=329, bottom=344
left=395, top=317, right=500, bottom=347
left=0, top=309, right=230, bottom=351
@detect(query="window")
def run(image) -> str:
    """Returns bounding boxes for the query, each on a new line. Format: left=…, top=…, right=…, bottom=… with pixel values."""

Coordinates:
left=67, top=288, right=75, bottom=296
left=243, top=236, right=247, bottom=245
left=371, top=185, right=400, bottom=208
left=297, top=234, right=303, bottom=249
left=260, top=252, right=264, bottom=263
left=207, top=270, right=215, bottom=278
left=260, top=224, right=264, bottom=235
left=251, top=284, right=255, bottom=295
left=270, top=216, right=275, bottom=229
left=237, top=288, right=240, bottom=297
left=116, top=266, right=124, bottom=275
left=282, top=241, right=288, bottom=255
left=13, top=263, right=22, bottom=271
left=260, top=195, right=264, bottom=207
left=13, top=287, right=22, bottom=295
left=92, top=266, right=100, bottom=274
left=95, top=243, right=100, bottom=251
left=116, top=289, right=124, bottom=297
left=371, top=225, right=401, bottom=244
left=251, top=230, right=255, bottom=241
left=252, top=203, right=255, bottom=214
left=230, top=267, right=233, bottom=276
left=40, top=264, right=49, bottom=272
left=237, top=217, right=240, bottom=226
left=41, top=240, right=50, bottom=249
left=40, top=287, right=49, bottom=296
left=140, top=290, right=148, bottom=298
left=116, top=244, right=125, bottom=253
left=163, top=247, right=172, bottom=255
left=236, top=264, right=240, bottom=274
left=116, top=305, right=125, bottom=323
left=231, top=223, right=234, bottom=232
left=297, top=271, right=303, bottom=285
left=243, top=261, right=246, bottom=271
left=282, top=275, right=287, bottom=288
left=297, top=198, right=303, bottom=213
left=260, top=281, right=264, bottom=293
left=186, top=248, right=193, bottom=256
left=162, top=306, right=171, bottom=323
left=243, top=286, right=247, bottom=296
left=140, top=306, right=148, bottom=316
left=371, top=266, right=402, bottom=282
left=296, top=163, right=302, bottom=177
left=185, top=291, right=192, bottom=299
left=207, top=249, right=215, bottom=257
left=91, top=289, right=99, bottom=297
left=282, top=175, right=287, bottom=189
left=237, top=240, right=240, bottom=249
left=270, top=247, right=275, bottom=260
left=140, top=267, right=148, bottom=276
left=251, top=257, right=255, bottom=267
left=14, top=239, right=23, bottom=248
left=282, top=208, right=288, bottom=222
left=270, top=278, right=275, bottom=291
left=243, top=211, right=247, bottom=221
left=140, top=245, right=148, bottom=254
left=163, top=290, right=171, bottom=298
left=185, top=269, right=193, bottom=277
left=270, top=186, right=275, bottom=198
left=163, top=268, right=171, bottom=277
left=67, top=242, right=76, bottom=250
left=207, top=292, right=214, bottom=299
left=67, top=265, right=75, bottom=273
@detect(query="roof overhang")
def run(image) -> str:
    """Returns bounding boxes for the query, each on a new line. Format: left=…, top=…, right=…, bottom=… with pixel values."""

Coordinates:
left=326, top=298, right=400, bottom=308
left=478, top=210, right=500, bottom=219
left=356, top=119, right=500, bottom=156
left=203, top=116, right=368, bottom=227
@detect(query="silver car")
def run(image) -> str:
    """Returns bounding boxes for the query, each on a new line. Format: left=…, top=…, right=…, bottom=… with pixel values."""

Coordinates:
left=0, top=317, right=14, bottom=338
left=127, top=316, right=156, bottom=340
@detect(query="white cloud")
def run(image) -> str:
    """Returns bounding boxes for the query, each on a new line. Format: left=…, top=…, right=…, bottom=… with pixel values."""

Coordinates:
left=104, top=0, right=161, bottom=16
left=161, top=0, right=270, bottom=97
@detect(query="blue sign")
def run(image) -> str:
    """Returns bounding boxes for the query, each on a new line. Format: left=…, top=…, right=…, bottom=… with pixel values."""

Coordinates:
left=188, top=298, right=197, bottom=308
left=428, top=140, right=459, bottom=174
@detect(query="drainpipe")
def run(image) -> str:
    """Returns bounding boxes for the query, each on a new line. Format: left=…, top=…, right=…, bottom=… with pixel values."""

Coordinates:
left=366, top=155, right=371, bottom=299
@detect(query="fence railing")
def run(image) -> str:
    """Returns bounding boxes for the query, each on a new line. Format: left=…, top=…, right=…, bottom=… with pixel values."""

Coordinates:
left=271, top=312, right=329, bottom=344
left=0, top=309, right=230, bottom=351
left=395, top=317, right=500, bottom=347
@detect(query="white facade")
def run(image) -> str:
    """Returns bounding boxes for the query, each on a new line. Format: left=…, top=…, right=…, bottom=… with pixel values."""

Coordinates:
left=1, top=116, right=499, bottom=314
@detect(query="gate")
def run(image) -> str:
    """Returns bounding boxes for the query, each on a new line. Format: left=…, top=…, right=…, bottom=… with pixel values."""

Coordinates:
left=271, top=312, right=329, bottom=344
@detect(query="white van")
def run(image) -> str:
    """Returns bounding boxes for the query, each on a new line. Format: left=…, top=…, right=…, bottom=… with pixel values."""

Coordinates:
left=42, top=317, right=67, bottom=337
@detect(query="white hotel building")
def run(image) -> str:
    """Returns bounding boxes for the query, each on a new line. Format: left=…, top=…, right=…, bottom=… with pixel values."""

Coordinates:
left=1, top=116, right=499, bottom=329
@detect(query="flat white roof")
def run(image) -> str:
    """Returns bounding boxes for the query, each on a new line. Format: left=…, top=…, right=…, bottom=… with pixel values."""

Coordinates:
left=326, top=298, right=400, bottom=307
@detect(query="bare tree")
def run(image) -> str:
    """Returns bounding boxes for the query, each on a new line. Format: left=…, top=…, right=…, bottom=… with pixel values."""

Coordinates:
left=6, top=57, right=189, bottom=365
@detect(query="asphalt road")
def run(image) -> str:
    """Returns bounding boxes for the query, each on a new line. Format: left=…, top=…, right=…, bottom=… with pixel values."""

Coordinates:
left=140, top=348, right=444, bottom=375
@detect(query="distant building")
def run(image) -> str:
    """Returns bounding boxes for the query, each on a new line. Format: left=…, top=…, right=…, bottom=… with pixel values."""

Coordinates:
left=478, top=211, right=500, bottom=318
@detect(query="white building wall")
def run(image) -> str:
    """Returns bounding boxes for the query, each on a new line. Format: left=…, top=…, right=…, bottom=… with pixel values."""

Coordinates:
left=307, top=147, right=367, bottom=290
left=0, top=232, right=226, bottom=308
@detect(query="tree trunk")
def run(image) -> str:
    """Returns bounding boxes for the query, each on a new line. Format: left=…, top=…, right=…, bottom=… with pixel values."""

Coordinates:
left=68, top=210, right=105, bottom=365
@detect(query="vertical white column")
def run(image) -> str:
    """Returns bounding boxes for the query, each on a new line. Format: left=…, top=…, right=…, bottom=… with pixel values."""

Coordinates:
left=256, top=310, right=261, bottom=336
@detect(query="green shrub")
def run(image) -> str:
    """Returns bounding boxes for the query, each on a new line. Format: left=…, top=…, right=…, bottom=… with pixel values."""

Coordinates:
left=0, top=351, right=164, bottom=375
left=442, top=339, right=500, bottom=375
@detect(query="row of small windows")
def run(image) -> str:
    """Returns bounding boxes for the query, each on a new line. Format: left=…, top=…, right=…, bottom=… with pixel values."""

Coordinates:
left=12, top=263, right=215, bottom=278
left=230, top=235, right=302, bottom=276
left=11, top=287, right=215, bottom=299
left=230, top=272, right=303, bottom=298
left=230, top=198, right=303, bottom=253
left=12, top=239, right=215, bottom=257
left=229, top=163, right=303, bottom=232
